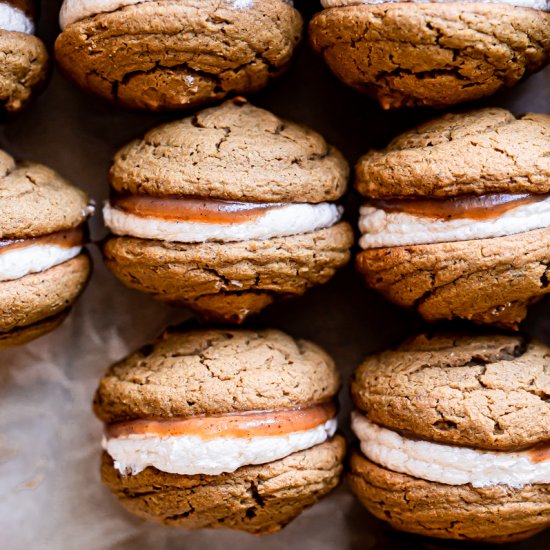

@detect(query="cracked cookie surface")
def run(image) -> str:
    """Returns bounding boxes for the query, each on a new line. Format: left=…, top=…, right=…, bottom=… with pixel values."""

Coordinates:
left=352, top=333, right=550, bottom=451
left=101, top=436, right=345, bottom=534
left=103, top=223, right=353, bottom=323
left=309, top=3, right=550, bottom=109
left=94, top=328, right=341, bottom=424
left=348, top=452, right=550, bottom=543
left=356, top=227, right=550, bottom=329
left=55, top=0, right=302, bottom=111
left=110, top=99, right=349, bottom=202
left=356, top=109, right=550, bottom=198
left=0, top=30, right=48, bottom=114
left=0, top=151, right=90, bottom=239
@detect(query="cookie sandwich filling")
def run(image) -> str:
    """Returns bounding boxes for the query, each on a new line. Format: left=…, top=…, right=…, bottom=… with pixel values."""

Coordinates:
left=103, top=403, right=338, bottom=476
left=359, top=193, right=550, bottom=248
left=320, top=0, right=550, bottom=11
left=0, top=1, right=34, bottom=34
left=352, top=412, right=550, bottom=488
left=60, top=0, right=295, bottom=29
left=104, top=195, right=343, bottom=244
left=0, top=223, right=91, bottom=283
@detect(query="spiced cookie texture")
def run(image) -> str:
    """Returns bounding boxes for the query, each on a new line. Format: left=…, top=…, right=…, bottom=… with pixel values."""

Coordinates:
left=309, top=1, right=550, bottom=109
left=103, top=99, right=353, bottom=322
left=55, top=0, right=303, bottom=111
left=0, top=0, right=49, bottom=114
left=349, top=333, right=550, bottom=542
left=0, top=149, right=93, bottom=348
left=355, top=108, right=550, bottom=329
left=95, top=327, right=345, bottom=534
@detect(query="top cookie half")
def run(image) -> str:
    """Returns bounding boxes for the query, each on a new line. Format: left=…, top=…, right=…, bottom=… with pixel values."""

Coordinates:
left=352, top=333, right=550, bottom=451
left=356, top=108, right=550, bottom=198
left=94, top=327, right=341, bottom=424
left=110, top=99, right=349, bottom=203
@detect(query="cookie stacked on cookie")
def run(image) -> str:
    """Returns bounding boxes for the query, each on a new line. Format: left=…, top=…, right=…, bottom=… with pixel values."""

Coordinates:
left=356, top=108, right=550, bottom=328
left=310, top=0, right=550, bottom=108
left=55, top=0, right=302, bottom=110
left=0, top=0, right=49, bottom=114
left=95, top=327, right=345, bottom=533
left=0, top=150, right=93, bottom=348
left=103, top=99, right=353, bottom=322
left=349, top=333, right=550, bottom=542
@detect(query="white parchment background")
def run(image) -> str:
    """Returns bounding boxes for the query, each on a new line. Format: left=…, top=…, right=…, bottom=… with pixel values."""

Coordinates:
left=0, top=2, right=548, bottom=549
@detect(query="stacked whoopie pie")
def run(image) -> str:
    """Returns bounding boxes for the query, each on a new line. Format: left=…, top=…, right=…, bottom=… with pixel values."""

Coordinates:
left=94, top=327, right=346, bottom=533
left=0, top=150, right=93, bottom=348
left=55, top=0, right=303, bottom=110
left=102, top=98, right=353, bottom=323
left=355, top=108, right=550, bottom=329
left=310, top=0, right=550, bottom=108
left=0, top=0, right=48, bottom=114
left=349, top=333, right=550, bottom=542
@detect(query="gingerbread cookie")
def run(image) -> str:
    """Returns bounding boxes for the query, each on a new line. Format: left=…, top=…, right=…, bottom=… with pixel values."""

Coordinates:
left=310, top=1, right=550, bottom=109
left=95, top=327, right=345, bottom=534
left=103, top=99, right=353, bottom=322
left=0, top=150, right=93, bottom=348
left=55, top=0, right=302, bottom=111
left=0, top=0, right=49, bottom=113
left=349, top=333, right=550, bottom=542
left=355, top=108, right=550, bottom=329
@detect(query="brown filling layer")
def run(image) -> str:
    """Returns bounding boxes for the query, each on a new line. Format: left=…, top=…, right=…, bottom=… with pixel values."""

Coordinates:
left=105, top=402, right=336, bottom=441
left=369, top=193, right=547, bottom=221
left=111, top=194, right=285, bottom=224
left=529, top=443, right=550, bottom=464
left=0, top=227, right=84, bottom=254
left=2, top=0, right=35, bottom=20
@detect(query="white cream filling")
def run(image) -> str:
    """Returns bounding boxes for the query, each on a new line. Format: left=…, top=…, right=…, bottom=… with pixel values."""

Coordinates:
left=352, top=412, right=550, bottom=488
left=0, top=244, right=82, bottom=282
left=321, top=0, right=549, bottom=11
left=104, top=202, right=342, bottom=244
left=104, top=418, right=337, bottom=476
left=60, top=0, right=294, bottom=29
left=359, top=196, right=550, bottom=248
left=0, top=4, right=34, bottom=34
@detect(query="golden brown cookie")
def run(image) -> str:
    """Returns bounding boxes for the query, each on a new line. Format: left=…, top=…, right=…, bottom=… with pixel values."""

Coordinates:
left=94, top=326, right=345, bottom=533
left=103, top=223, right=352, bottom=322
left=355, top=108, right=550, bottom=329
left=0, top=150, right=93, bottom=348
left=55, top=0, right=302, bottom=111
left=348, top=452, right=550, bottom=543
left=349, top=332, right=550, bottom=542
left=0, top=1, right=49, bottom=114
left=351, top=333, right=549, bottom=451
left=102, top=100, right=353, bottom=322
left=309, top=2, right=550, bottom=109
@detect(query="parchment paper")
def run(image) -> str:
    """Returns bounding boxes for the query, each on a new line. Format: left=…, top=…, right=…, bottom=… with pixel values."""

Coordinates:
left=1, top=2, right=548, bottom=549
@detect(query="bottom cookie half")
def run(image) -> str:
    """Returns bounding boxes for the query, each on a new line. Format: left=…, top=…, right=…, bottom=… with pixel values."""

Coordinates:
left=102, top=436, right=345, bottom=534
left=356, top=228, right=550, bottom=329
left=103, top=223, right=353, bottom=323
left=348, top=452, right=550, bottom=543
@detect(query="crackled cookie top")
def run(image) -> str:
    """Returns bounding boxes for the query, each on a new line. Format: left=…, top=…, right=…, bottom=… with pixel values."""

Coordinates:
left=0, top=151, right=91, bottom=239
left=94, top=328, right=340, bottom=423
left=356, top=109, right=550, bottom=199
left=110, top=100, right=348, bottom=203
left=352, top=333, right=550, bottom=451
